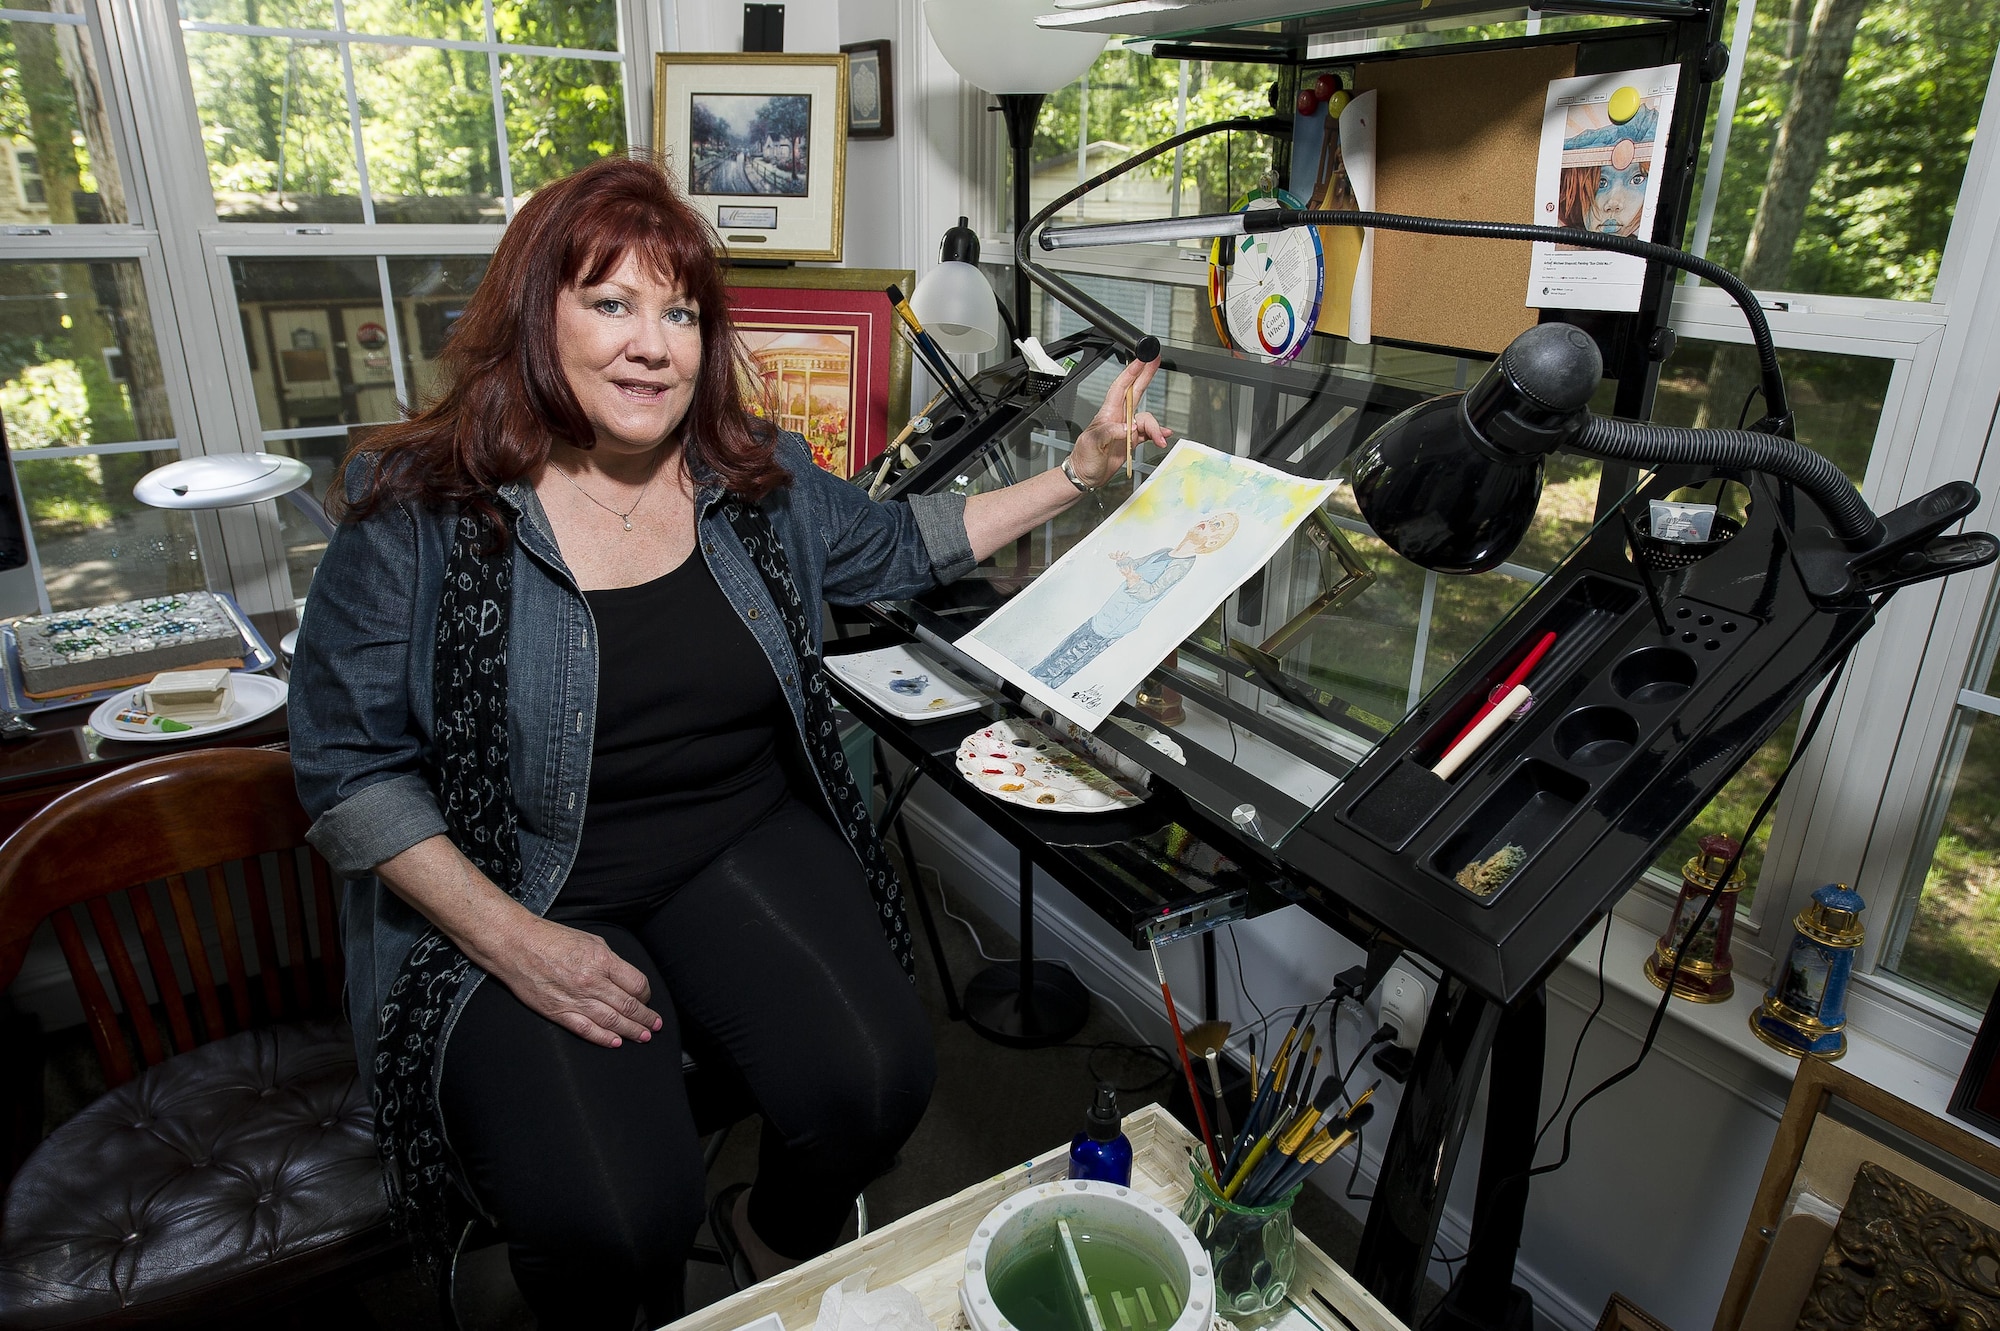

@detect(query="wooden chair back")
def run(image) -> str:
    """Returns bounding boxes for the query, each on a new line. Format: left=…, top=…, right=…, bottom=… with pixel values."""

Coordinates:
left=0, top=748, right=343, bottom=1087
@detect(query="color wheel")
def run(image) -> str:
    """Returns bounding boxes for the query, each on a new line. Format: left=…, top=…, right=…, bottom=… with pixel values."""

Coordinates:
left=1208, top=189, right=1323, bottom=364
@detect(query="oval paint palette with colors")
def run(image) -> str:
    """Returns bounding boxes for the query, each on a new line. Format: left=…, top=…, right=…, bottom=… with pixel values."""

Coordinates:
left=956, top=719, right=1145, bottom=813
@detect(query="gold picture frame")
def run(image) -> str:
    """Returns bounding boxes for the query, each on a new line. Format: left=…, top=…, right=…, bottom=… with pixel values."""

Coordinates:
left=654, top=52, right=849, bottom=263
left=1715, top=1058, right=2000, bottom=1331
left=1240, top=508, right=1377, bottom=661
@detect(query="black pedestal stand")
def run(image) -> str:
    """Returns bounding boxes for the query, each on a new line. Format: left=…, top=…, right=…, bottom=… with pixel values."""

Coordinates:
left=963, top=851, right=1090, bottom=1047
left=1353, top=981, right=1547, bottom=1331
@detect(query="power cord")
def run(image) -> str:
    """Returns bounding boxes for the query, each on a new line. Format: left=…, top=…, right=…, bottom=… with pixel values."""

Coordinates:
left=1532, top=917, right=1612, bottom=1155
left=1470, top=630, right=1864, bottom=1235
left=1344, top=1129, right=1371, bottom=1203
left=932, top=876, right=1014, bottom=964
left=1225, top=924, right=1271, bottom=1030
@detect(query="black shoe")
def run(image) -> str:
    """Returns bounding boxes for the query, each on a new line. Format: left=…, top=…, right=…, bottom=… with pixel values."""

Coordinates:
left=708, top=1183, right=755, bottom=1291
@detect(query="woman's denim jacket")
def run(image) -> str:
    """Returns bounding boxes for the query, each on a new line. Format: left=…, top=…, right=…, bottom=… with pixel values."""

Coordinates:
left=288, top=432, right=973, bottom=1088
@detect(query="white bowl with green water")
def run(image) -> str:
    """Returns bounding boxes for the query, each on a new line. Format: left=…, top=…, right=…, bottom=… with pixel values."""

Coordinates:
left=961, top=1180, right=1214, bottom=1331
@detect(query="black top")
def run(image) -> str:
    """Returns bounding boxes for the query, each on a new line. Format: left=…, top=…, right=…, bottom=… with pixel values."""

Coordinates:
left=558, top=555, right=789, bottom=915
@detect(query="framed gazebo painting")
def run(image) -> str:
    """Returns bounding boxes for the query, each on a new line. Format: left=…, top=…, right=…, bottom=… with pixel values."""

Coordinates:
left=726, top=267, right=912, bottom=478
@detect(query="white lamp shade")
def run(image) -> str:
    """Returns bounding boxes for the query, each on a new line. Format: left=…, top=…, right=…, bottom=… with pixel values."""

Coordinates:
left=133, top=453, right=312, bottom=509
left=922, top=0, right=1106, bottom=95
left=911, top=261, right=1002, bottom=354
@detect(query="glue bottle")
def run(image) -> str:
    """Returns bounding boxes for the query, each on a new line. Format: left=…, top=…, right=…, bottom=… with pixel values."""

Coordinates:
left=1069, top=1082, right=1132, bottom=1185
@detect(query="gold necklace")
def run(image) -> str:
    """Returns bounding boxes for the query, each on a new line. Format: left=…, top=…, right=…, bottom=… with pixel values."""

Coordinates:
left=550, top=460, right=658, bottom=532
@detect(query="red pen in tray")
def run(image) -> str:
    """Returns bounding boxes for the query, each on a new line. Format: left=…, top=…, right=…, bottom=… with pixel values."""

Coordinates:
left=1441, top=631, right=1558, bottom=754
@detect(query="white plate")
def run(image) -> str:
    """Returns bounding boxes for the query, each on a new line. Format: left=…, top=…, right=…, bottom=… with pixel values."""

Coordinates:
left=87, top=672, right=289, bottom=743
left=956, top=718, right=1146, bottom=814
left=827, top=644, right=985, bottom=721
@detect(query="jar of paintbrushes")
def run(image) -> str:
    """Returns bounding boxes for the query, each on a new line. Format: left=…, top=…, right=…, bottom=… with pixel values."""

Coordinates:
left=1175, top=1014, right=1375, bottom=1319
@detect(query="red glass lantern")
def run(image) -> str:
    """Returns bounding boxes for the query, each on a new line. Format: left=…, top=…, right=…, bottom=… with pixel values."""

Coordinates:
left=1645, top=833, right=1746, bottom=1003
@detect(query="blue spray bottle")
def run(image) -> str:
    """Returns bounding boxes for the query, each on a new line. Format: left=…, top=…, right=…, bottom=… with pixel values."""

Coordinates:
left=1069, top=1082, right=1133, bottom=1185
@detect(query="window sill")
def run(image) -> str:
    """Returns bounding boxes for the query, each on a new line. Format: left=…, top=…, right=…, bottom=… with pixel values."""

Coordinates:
left=1559, top=912, right=1998, bottom=1147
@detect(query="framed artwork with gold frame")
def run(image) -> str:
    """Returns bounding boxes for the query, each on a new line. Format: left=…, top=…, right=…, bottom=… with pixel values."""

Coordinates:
left=1715, top=1058, right=2000, bottom=1331
left=1246, top=509, right=1377, bottom=659
left=654, top=52, right=848, bottom=262
left=728, top=266, right=912, bottom=479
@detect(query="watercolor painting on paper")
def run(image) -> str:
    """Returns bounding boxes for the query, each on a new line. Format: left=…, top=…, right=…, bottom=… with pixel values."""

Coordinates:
left=959, top=441, right=1337, bottom=730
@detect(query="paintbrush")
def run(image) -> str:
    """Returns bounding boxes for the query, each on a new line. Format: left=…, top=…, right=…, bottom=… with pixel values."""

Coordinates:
left=868, top=395, right=943, bottom=497
left=886, top=284, right=984, bottom=409
left=1254, top=1103, right=1374, bottom=1206
left=889, top=318, right=976, bottom=417
left=1149, top=938, right=1222, bottom=1176
left=1221, top=1122, right=1278, bottom=1200
left=1236, top=1079, right=1343, bottom=1205
left=1226, top=1024, right=1295, bottom=1172
left=1118, top=335, right=1161, bottom=481
left=1284, top=1038, right=1321, bottom=1115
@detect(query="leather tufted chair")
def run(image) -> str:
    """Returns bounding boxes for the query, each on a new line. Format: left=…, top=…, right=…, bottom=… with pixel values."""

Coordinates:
left=0, top=749, right=395, bottom=1328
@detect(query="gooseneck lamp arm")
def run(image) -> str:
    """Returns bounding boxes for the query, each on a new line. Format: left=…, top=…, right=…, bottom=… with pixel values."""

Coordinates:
left=1015, top=115, right=1291, bottom=354
left=1023, top=146, right=1997, bottom=594
left=1038, top=204, right=1792, bottom=438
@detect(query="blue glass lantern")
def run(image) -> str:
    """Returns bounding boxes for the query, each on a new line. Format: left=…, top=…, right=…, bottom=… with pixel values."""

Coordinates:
left=1751, top=883, right=1865, bottom=1061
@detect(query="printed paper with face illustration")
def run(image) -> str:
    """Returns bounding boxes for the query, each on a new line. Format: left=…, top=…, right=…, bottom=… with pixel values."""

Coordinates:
left=958, top=441, right=1337, bottom=732
left=1526, top=65, right=1680, bottom=313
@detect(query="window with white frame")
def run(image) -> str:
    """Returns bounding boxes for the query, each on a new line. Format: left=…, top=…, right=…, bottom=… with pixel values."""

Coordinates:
left=0, top=0, right=646, bottom=616
left=1013, top=5, right=2000, bottom=1042
left=0, top=2, right=208, bottom=614
left=167, top=0, right=635, bottom=601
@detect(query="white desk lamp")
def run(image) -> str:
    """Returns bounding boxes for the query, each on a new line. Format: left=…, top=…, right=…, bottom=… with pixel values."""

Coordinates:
left=133, top=453, right=337, bottom=656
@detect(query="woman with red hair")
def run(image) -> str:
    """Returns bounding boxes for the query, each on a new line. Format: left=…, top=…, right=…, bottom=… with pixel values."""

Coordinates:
left=288, top=155, right=1165, bottom=1329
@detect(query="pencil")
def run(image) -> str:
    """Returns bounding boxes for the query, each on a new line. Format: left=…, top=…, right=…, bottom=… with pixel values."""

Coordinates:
left=1124, top=378, right=1135, bottom=479
left=1432, top=684, right=1532, bottom=780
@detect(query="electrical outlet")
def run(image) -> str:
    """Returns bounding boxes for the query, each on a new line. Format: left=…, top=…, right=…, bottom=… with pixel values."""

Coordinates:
left=1378, top=966, right=1430, bottom=1050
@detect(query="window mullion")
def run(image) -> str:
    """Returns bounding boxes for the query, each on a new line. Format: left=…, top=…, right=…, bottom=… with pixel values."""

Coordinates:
left=329, top=0, right=376, bottom=226
left=1683, top=0, right=1759, bottom=273
left=481, top=0, right=514, bottom=220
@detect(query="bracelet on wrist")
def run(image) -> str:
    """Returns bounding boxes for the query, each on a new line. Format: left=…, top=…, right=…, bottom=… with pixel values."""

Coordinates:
left=1061, top=455, right=1097, bottom=492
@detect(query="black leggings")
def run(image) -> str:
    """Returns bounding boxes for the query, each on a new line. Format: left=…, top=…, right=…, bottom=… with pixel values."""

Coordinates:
left=438, top=799, right=936, bottom=1331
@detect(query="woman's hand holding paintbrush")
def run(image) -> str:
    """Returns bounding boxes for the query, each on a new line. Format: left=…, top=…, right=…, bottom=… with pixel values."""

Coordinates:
left=1068, top=340, right=1171, bottom=490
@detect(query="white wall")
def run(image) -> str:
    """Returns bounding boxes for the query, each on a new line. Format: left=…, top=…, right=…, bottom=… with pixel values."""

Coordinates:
left=668, top=0, right=839, bottom=53
left=895, top=776, right=1812, bottom=1331
left=837, top=0, right=905, bottom=271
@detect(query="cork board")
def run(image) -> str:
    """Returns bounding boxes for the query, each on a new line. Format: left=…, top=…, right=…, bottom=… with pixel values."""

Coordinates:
left=1355, top=44, right=1577, bottom=355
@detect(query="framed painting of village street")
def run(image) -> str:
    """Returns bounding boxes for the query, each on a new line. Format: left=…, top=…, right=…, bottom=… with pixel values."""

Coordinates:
left=655, top=52, right=848, bottom=262
left=727, top=266, right=911, bottom=478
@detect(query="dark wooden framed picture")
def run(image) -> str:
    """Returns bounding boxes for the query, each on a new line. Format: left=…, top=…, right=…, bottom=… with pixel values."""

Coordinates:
left=1950, top=978, right=2000, bottom=1135
left=840, top=39, right=892, bottom=140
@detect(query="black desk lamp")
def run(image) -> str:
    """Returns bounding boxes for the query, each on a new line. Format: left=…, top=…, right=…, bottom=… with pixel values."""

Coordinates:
left=1032, top=197, right=1999, bottom=605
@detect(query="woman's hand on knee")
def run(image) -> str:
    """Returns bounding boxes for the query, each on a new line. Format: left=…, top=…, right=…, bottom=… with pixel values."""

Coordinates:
left=487, top=917, right=665, bottom=1047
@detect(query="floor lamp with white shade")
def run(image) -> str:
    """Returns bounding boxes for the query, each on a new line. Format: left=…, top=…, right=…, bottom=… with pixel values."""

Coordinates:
left=921, top=1, right=1104, bottom=343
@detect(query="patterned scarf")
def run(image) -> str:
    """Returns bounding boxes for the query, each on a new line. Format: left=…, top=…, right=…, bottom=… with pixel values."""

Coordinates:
left=371, top=494, right=913, bottom=1267
left=372, top=506, right=521, bottom=1264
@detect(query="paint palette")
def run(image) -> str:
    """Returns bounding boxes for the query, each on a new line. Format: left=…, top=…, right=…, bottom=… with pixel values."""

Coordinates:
left=827, top=644, right=985, bottom=721
left=956, top=718, right=1146, bottom=813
